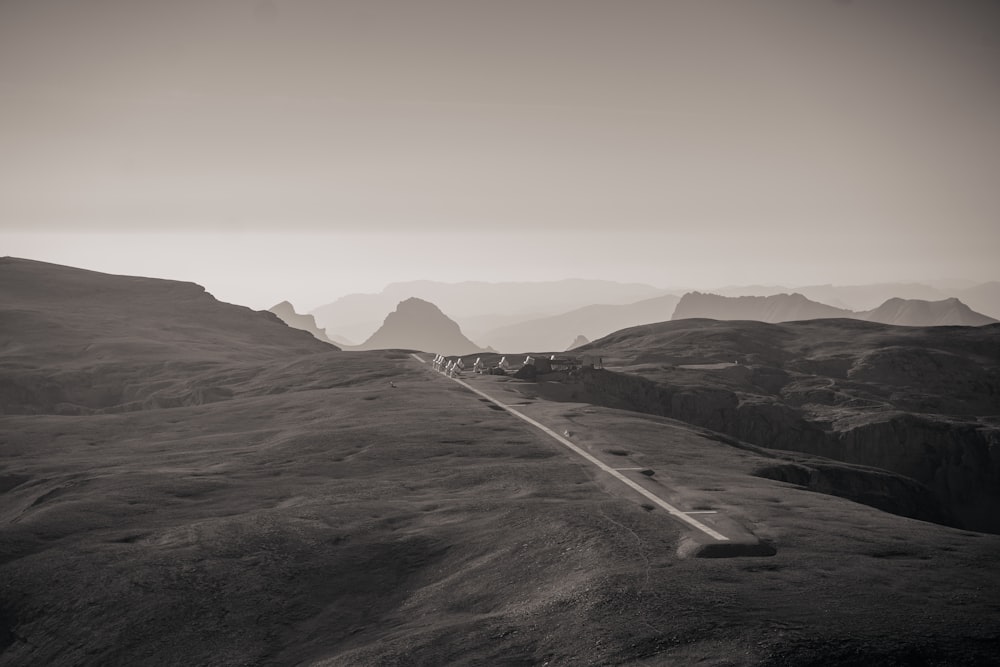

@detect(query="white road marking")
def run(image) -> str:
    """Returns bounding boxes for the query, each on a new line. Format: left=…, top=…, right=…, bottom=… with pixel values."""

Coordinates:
left=416, top=357, right=728, bottom=541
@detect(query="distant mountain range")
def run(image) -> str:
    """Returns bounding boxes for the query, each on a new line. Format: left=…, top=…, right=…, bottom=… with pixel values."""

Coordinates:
left=709, top=281, right=1000, bottom=319
left=312, top=279, right=1000, bottom=347
left=672, top=292, right=997, bottom=327
left=477, top=294, right=681, bottom=353
left=350, top=297, right=484, bottom=355
left=311, top=279, right=666, bottom=344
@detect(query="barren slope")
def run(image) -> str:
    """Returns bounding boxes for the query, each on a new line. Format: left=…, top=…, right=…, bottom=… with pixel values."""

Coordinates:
left=2, top=261, right=999, bottom=665
left=0, top=257, right=336, bottom=415
left=573, top=319, right=1000, bottom=533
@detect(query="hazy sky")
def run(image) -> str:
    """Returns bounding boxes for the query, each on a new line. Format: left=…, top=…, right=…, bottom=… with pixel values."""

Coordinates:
left=2, top=0, right=999, bottom=309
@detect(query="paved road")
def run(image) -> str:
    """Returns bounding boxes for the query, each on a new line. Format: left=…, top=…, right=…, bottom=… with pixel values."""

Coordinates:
left=411, top=353, right=730, bottom=542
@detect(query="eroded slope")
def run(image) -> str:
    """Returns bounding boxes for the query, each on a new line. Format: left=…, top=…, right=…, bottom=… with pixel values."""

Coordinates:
left=573, top=319, right=1000, bottom=532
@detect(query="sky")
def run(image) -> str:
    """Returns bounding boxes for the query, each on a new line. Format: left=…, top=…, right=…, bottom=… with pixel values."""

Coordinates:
left=2, top=0, right=999, bottom=310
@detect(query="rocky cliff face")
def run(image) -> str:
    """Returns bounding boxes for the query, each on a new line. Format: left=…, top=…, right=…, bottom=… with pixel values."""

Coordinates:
left=565, top=319, right=1000, bottom=533
left=572, top=367, right=1000, bottom=532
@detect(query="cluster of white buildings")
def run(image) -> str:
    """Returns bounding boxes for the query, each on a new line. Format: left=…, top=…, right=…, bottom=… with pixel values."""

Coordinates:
left=432, top=353, right=602, bottom=378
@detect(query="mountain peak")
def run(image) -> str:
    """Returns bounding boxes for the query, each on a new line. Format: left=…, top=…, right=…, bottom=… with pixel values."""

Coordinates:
left=396, top=296, right=441, bottom=313
left=355, top=298, right=483, bottom=355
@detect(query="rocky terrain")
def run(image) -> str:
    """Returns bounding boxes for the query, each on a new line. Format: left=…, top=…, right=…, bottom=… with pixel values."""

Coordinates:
left=570, top=319, right=1000, bottom=533
left=2, top=259, right=999, bottom=665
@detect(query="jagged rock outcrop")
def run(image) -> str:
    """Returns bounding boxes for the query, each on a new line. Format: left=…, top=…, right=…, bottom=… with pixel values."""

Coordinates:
left=268, top=300, right=338, bottom=344
left=355, top=298, right=483, bottom=355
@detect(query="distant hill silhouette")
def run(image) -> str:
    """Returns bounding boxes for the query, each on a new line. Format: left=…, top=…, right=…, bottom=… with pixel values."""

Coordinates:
left=353, top=297, right=484, bottom=355
left=672, top=292, right=997, bottom=326
left=955, top=281, right=1000, bottom=321
left=325, top=332, right=356, bottom=348
left=863, top=297, right=997, bottom=327
left=567, top=335, right=589, bottom=350
left=710, top=281, right=1000, bottom=319
left=311, top=280, right=1000, bottom=344
left=311, top=279, right=666, bottom=343
left=268, top=301, right=336, bottom=344
left=480, top=294, right=681, bottom=353
left=672, top=292, right=848, bottom=323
